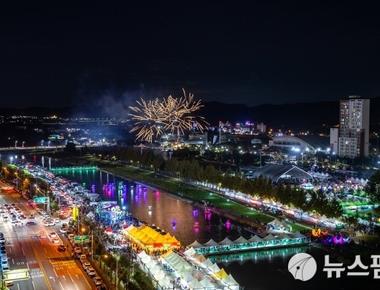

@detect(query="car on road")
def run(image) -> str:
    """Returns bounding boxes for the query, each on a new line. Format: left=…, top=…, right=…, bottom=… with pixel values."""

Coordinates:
left=48, top=232, right=57, bottom=238
left=82, top=261, right=91, bottom=269
left=87, top=270, right=96, bottom=277
left=74, top=247, right=82, bottom=254
left=93, top=277, right=103, bottom=286
left=5, top=282, right=13, bottom=287
left=59, top=227, right=67, bottom=234
left=52, top=238, right=61, bottom=244
left=26, top=221, right=37, bottom=226
left=1, top=260, right=9, bottom=268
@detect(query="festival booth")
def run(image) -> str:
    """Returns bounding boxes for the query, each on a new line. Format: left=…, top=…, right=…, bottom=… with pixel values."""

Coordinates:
left=183, top=248, right=240, bottom=289
left=162, top=251, right=239, bottom=289
left=123, top=225, right=180, bottom=254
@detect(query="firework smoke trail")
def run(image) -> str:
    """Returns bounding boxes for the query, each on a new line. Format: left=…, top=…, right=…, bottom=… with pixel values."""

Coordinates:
left=129, top=89, right=208, bottom=142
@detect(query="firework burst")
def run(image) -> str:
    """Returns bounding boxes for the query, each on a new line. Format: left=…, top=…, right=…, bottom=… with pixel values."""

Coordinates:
left=129, top=89, right=208, bottom=142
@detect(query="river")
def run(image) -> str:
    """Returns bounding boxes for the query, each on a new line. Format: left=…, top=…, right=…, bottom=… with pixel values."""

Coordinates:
left=38, top=163, right=380, bottom=289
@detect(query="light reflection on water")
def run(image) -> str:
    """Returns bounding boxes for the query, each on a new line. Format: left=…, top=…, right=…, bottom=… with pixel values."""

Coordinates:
left=58, top=169, right=252, bottom=245
left=208, top=246, right=309, bottom=264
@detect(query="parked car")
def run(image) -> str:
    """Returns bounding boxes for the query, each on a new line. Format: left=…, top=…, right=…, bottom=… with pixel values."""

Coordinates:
left=48, top=232, right=57, bottom=239
left=87, top=270, right=96, bottom=277
left=52, top=238, right=60, bottom=244
left=26, top=221, right=37, bottom=226
left=93, top=277, right=103, bottom=286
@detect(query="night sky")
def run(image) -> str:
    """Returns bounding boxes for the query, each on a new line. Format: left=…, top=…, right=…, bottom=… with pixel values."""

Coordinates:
left=1, top=1, right=380, bottom=108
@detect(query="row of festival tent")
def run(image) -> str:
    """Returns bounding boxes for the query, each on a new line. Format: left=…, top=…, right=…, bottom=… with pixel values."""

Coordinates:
left=138, top=250, right=239, bottom=290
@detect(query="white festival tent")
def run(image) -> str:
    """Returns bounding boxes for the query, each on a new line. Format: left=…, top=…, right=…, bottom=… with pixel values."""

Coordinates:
left=184, top=247, right=196, bottom=256
left=219, top=237, right=234, bottom=246
left=204, top=239, right=219, bottom=247
left=209, top=263, right=221, bottom=273
left=188, top=240, right=203, bottom=248
left=248, top=235, right=263, bottom=243
left=233, top=236, right=248, bottom=244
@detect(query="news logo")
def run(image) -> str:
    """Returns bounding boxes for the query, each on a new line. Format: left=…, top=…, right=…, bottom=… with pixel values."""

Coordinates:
left=288, top=253, right=317, bottom=281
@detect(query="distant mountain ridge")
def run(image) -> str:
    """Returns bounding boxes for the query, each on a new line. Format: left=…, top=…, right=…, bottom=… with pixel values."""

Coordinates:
left=1, top=97, right=379, bottom=131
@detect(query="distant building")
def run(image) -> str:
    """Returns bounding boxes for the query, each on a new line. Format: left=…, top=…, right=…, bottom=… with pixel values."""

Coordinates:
left=335, top=96, right=370, bottom=158
left=185, top=133, right=208, bottom=146
left=256, top=122, right=267, bottom=133
left=329, top=128, right=339, bottom=155
left=269, top=135, right=329, bottom=153
left=248, top=164, right=313, bottom=183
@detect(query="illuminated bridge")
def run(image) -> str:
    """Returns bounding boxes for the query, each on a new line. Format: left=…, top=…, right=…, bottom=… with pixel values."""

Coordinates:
left=188, top=232, right=310, bottom=255
left=50, top=166, right=98, bottom=172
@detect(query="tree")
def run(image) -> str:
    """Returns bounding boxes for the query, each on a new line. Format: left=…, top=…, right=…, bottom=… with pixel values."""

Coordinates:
left=366, top=170, right=380, bottom=202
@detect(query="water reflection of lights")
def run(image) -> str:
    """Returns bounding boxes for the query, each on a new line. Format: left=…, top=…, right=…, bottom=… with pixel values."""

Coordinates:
left=209, top=246, right=310, bottom=264
left=225, top=219, right=231, bottom=231
left=192, top=208, right=199, bottom=218
left=171, top=219, right=177, bottom=230
left=103, top=182, right=116, bottom=197
left=204, top=207, right=212, bottom=221
left=193, top=221, right=200, bottom=233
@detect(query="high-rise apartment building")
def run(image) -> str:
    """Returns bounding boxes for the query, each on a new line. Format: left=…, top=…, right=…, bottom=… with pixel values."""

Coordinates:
left=331, top=96, right=370, bottom=158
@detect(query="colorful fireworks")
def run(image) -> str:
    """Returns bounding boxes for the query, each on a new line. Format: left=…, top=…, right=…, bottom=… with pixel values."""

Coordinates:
left=129, top=89, right=208, bottom=142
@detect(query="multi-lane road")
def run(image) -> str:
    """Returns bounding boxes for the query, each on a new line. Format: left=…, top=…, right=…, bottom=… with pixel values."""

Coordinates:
left=0, top=182, right=94, bottom=290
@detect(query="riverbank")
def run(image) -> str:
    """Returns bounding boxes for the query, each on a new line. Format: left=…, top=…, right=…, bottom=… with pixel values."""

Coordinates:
left=63, top=154, right=310, bottom=232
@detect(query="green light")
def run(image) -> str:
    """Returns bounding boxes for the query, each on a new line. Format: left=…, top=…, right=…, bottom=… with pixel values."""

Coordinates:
left=50, top=166, right=98, bottom=172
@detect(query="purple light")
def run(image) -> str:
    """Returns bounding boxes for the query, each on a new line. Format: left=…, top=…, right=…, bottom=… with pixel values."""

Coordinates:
left=225, top=219, right=231, bottom=231
left=192, top=208, right=199, bottom=218
left=333, top=234, right=344, bottom=245
left=204, top=207, right=212, bottom=221
left=171, top=219, right=177, bottom=230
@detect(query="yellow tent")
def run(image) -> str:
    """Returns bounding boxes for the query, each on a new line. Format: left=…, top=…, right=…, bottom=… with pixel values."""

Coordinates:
left=214, top=268, right=228, bottom=280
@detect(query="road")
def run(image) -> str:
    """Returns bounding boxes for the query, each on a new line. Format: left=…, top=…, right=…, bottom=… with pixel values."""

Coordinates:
left=0, top=182, right=94, bottom=290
